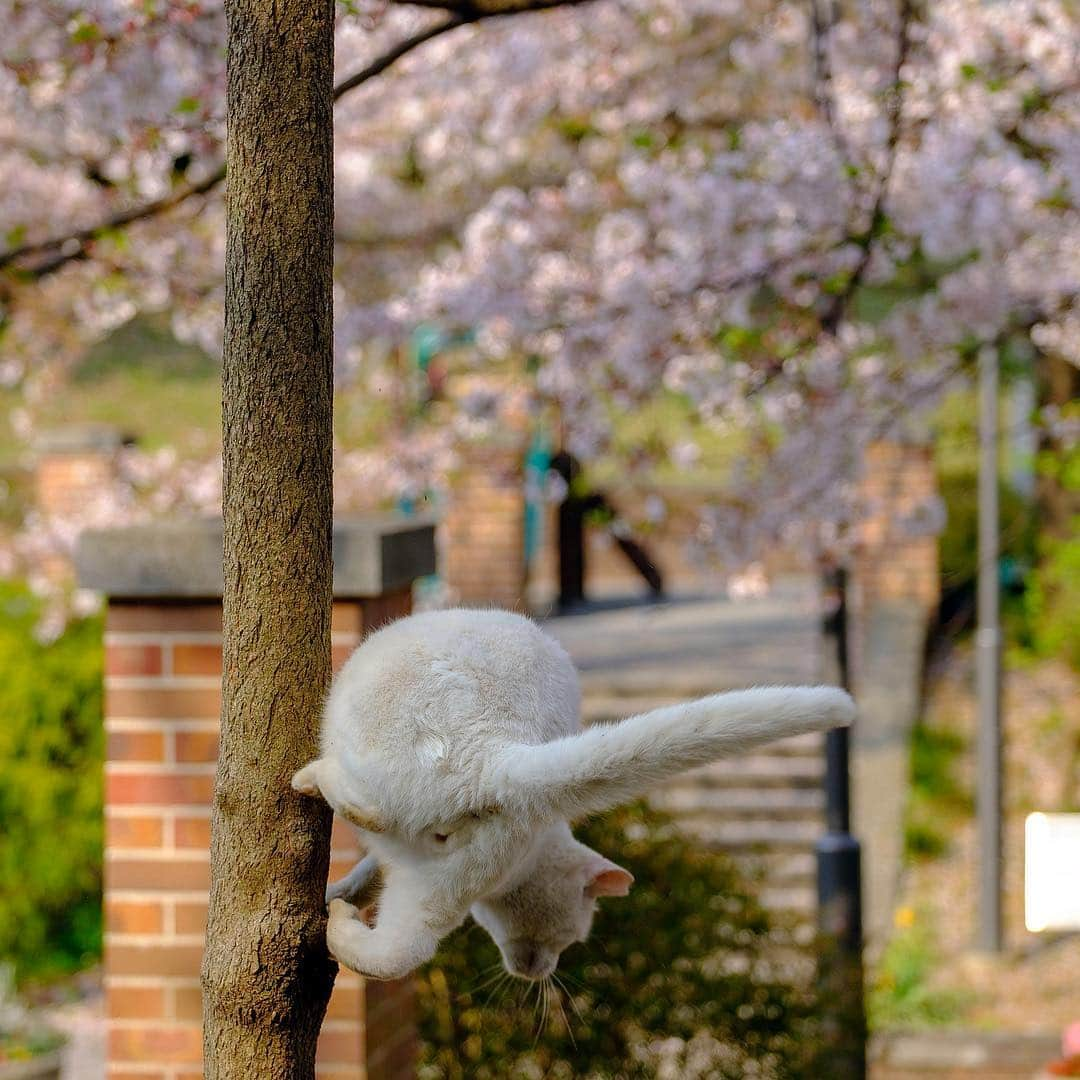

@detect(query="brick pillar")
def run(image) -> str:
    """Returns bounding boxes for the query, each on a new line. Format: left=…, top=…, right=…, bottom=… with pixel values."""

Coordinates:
left=443, top=440, right=527, bottom=609
left=854, top=440, right=942, bottom=613
left=849, top=439, right=943, bottom=937
left=77, top=517, right=436, bottom=1080
left=34, top=426, right=126, bottom=582
left=35, top=426, right=126, bottom=518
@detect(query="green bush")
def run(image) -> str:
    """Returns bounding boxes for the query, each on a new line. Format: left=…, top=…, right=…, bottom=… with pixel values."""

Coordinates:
left=0, top=583, right=104, bottom=983
left=903, top=722, right=972, bottom=861
left=416, top=803, right=824, bottom=1079
left=936, top=468, right=1036, bottom=596
left=1026, top=427, right=1080, bottom=671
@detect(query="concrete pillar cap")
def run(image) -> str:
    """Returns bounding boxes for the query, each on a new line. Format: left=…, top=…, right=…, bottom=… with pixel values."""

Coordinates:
left=76, top=514, right=437, bottom=599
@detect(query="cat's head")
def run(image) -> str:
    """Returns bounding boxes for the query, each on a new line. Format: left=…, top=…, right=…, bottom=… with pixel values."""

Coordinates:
left=470, top=824, right=632, bottom=980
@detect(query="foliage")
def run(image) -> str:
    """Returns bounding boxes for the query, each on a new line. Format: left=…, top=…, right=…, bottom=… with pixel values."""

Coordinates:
left=933, top=387, right=1038, bottom=599
left=904, top=723, right=971, bottom=862
left=416, top=803, right=824, bottom=1079
left=1026, top=423, right=1080, bottom=671
left=0, top=583, right=104, bottom=984
left=867, top=921, right=971, bottom=1030
left=936, top=470, right=1037, bottom=597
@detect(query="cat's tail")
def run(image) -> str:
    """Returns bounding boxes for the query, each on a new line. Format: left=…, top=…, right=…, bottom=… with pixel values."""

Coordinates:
left=494, top=686, right=854, bottom=821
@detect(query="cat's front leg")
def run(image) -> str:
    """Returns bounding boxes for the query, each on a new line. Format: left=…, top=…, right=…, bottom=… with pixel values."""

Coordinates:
left=326, top=898, right=442, bottom=980
left=326, top=853, right=379, bottom=906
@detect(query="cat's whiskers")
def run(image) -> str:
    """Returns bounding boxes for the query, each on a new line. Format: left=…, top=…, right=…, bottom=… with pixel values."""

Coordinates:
left=553, top=971, right=585, bottom=1029
left=482, top=971, right=514, bottom=1010
left=550, top=974, right=577, bottom=1048
left=535, top=979, right=547, bottom=1045
left=467, top=964, right=509, bottom=995
left=529, top=978, right=547, bottom=1045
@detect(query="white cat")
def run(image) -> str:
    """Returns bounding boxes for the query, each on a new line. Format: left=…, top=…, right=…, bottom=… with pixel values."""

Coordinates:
left=292, top=608, right=854, bottom=981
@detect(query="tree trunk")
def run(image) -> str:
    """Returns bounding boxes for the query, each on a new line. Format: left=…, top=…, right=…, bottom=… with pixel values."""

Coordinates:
left=202, top=0, right=336, bottom=1074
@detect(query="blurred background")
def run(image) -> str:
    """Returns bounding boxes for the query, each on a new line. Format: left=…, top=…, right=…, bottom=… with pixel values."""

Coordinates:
left=1, top=0, right=1078, bottom=1077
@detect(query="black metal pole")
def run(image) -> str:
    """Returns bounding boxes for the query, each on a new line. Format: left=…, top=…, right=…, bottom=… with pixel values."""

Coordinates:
left=816, top=567, right=866, bottom=1077
left=552, top=451, right=586, bottom=611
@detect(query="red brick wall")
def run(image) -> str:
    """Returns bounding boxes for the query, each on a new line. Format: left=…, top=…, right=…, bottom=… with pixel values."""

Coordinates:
left=849, top=439, right=942, bottom=679
left=854, top=440, right=941, bottom=614
left=37, top=448, right=118, bottom=519
left=102, top=591, right=415, bottom=1080
left=443, top=441, right=526, bottom=610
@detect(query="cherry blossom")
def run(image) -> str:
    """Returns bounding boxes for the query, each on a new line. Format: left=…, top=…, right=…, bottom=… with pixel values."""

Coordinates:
left=1, top=0, right=1078, bottom=609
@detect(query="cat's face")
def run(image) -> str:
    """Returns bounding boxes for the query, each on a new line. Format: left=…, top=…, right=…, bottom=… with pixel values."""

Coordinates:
left=470, top=826, right=632, bottom=980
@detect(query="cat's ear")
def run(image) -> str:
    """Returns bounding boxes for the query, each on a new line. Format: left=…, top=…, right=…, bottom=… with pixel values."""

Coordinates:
left=585, top=862, right=633, bottom=899
left=497, top=686, right=854, bottom=821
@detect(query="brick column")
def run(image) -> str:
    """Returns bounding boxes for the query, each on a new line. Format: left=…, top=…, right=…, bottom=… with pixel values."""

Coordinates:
left=853, top=440, right=942, bottom=616
left=443, top=440, right=527, bottom=610
left=77, top=516, right=436, bottom=1080
left=848, top=439, right=943, bottom=937
left=34, top=426, right=126, bottom=582
left=850, top=438, right=943, bottom=679
left=35, top=426, right=126, bottom=518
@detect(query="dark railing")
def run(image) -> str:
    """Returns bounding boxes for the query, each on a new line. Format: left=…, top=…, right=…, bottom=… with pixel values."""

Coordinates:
left=816, top=566, right=867, bottom=1078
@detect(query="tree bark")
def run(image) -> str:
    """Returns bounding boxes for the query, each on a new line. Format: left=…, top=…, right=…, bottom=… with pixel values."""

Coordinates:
left=202, top=0, right=337, bottom=1075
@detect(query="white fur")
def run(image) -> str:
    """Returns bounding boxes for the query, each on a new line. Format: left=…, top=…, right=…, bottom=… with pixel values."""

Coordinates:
left=292, top=608, right=854, bottom=980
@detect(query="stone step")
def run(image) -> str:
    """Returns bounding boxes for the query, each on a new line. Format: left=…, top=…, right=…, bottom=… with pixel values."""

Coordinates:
left=669, top=815, right=825, bottom=851
left=728, top=851, right=818, bottom=886
left=760, top=885, right=817, bottom=914
left=651, top=785, right=824, bottom=818
left=667, top=755, right=825, bottom=787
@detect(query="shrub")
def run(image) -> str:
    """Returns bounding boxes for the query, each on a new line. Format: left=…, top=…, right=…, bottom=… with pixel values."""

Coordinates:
left=903, top=723, right=971, bottom=861
left=416, top=803, right=823, bottom=1079
left=936, top=468, right=1036, bottom=598
left=1026, top=426, right=1080, bottom=671
left=0, top=583, right=104, bottom=983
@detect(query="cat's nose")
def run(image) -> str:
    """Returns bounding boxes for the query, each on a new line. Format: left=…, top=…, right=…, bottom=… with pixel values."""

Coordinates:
left=507, top=944, right=555, bottom=980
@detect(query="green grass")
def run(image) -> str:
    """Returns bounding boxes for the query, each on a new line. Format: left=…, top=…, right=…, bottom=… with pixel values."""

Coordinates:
left=0, top=316, right=221, bottom=464
left=0, top=315, right=418, bottom=467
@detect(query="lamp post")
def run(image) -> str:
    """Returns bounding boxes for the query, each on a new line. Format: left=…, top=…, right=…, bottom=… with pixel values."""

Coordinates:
left=977, top=342, right=1003, bottom=952
left=816, top=566, right=866, bottom=1078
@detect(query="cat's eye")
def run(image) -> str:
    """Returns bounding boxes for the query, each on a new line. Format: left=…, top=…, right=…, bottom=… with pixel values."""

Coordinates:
left=433, top=833, right=449, bottom=843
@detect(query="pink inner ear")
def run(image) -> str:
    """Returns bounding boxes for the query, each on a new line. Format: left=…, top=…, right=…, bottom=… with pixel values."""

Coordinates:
left=585, top=867, right=634, bottom=898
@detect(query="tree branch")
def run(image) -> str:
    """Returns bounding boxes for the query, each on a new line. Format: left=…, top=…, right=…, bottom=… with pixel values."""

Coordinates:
left=809, top=0, right=854, bottom=172
left=818, top=0, right=914, bottom=334
left=1, top=0, right=589, bottom=281
left=0, top=165, right=227, bottom=276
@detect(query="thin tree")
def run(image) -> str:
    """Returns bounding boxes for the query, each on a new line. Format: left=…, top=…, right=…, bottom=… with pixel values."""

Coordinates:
left=201, top=0, right=338, bottom=1073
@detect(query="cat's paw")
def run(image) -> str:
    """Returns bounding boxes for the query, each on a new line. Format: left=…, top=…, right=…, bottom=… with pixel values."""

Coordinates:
left=290, top=762, right=322, bottom=798
left=328, top=897, right=362, bottom=925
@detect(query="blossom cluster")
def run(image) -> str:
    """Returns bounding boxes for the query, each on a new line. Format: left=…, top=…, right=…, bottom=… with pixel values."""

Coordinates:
left=1, top=0, right=1077, bottom=601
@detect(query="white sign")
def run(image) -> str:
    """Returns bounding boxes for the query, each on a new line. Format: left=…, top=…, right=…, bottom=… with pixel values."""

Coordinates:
left=1025, top=813, right=1080, bottom=933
